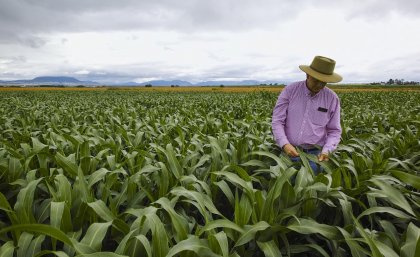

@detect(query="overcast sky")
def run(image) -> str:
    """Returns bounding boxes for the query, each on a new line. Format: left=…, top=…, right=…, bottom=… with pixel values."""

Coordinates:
left=1, top=0, right=419, bottom=84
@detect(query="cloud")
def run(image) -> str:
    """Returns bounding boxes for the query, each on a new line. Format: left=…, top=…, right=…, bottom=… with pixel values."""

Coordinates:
left=1, top=0, right=418, bottom=32
left=18, top=36, right=48, bottom=48
left=339, top=0, right=420, bottom=20
left=0, top=55, right=26, bottom=64
left=1, top=0, right=420, bottom=82
left=74, top=70, right=90, bottom=75
left=1, top=0, right=419, bottom=47
left=1, top=0, right=397, bottom=42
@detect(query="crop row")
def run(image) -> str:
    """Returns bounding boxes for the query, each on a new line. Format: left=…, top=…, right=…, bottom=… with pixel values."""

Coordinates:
left=0, top=90, right=419, bottom=257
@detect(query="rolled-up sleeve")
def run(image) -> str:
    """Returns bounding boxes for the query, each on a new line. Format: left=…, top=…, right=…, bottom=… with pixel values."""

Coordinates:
left=272, top=87, right=290, bottom=148
left=322, top=98, right=342, bottom=153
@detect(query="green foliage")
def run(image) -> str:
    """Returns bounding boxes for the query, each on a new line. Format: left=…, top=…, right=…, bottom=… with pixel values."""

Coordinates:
left=0, top=90, right=419, bottom=256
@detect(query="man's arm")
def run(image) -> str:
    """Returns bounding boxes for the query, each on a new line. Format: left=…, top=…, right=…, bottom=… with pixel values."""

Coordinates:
left=321, top=98, right=342, bottom=154
left=272, top=87, right=299, bottom=157
left=272, top=88, right=290, bottom=148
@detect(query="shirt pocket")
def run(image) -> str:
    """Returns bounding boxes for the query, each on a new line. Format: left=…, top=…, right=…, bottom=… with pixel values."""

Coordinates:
left=311, top=109, right=329, bottom=126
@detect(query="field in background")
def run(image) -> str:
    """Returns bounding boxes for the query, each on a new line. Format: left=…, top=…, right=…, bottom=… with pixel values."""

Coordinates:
left=1, top=84, right=420, bottom=93
left=0, top=90, right=419, bottom=256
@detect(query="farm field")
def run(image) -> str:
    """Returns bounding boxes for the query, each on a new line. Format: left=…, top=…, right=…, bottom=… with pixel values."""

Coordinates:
left=1, top=84, right=420, bottom=93
left=0, top=89, right=419, bottom=256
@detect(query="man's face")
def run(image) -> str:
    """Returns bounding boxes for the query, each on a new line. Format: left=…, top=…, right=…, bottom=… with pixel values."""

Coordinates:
left=306, top=75, right=327, bottom=94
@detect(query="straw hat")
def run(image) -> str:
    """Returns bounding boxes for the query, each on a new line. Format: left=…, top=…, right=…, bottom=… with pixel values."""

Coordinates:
left=299, top=56, right=343, bottom=83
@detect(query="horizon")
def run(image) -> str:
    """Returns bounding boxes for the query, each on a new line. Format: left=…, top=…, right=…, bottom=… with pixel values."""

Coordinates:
left=2, top=75, right=419, bottom=86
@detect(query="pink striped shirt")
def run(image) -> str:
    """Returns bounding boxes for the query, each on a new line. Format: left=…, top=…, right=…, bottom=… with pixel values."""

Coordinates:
left=272, top=80, right=342, bottom=153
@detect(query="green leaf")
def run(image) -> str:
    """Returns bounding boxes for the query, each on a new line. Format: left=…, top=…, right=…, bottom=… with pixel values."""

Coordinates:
left=27, top=234, right=46, bottom=257
left=166, top=235, right=221, bottom=257
left=379, top=220, right=399, bottom=250
left=234, top=221, right=270, bottom=247
left=87, top=200, right=114, bottom=221
left=337, top=227, right=367, bottom=257
left=289, top=244, right=330, bottom=257
left=133, top=235, right=152, bottom=257
left=31, top=137, right=48, bottom=153
left=55, top=153, right=78, bottom=177
left=0, top=191, right=19, bottom=224
left=114, top=230, right=136, bottom=255
left=213, top=171, right=254, bottom=200
left=369, top=178, right=415, bottom=216
left=155, top=197, right=189, bottom=242
left=401, top=223, right=420, bottom=257
left=199, top=219, right=245, bottom=236
left=75, top=253, right=128, bottom=257
left=257, top=240, right=282, bottom=257
left=76, top=163, right=92, bottom=203
left=0, top=224, right=75, bottom=250
left=390, top=170, right=420, bottom=190
left=280, top=181, right=296, bottom=209
left=8, top=157, right=23, bottom=181
left=14, top=178, right=43, bottom=224
left=50, top=202, right=65, bottom=229
left=0, top=241, right=14, bottom=257
left=79, top=222, right=112, bottom=252
left=234, top=191, right=252, bottom=227
left=17, top=232, right=34, bottom=257
left=209, top=232, right=229, bottom=257
left=261, top=167, right=296, bottom=221
left=241, top=159, right=268, bottom=168
left=287, top=218, right=340, bottom=240
left=375, top=240, right=399, bottom=257
left=357, top=206, right=412, bottom=220
left=156, top=144, right=183, bottom=179
left=214, top=180, right=235, bottom=207
left=145, top=213, right=169, bottom=257
left=171, top=187, right=222, bottom=221
left=54, top=174, right=72, bottom=204
left=353, top=217, right=383, bottom=257
left=35, top=250, right=70, bottom=257
left=251, top=151, right=288, bottom=171
left=87, top=168, right=111, bottom=187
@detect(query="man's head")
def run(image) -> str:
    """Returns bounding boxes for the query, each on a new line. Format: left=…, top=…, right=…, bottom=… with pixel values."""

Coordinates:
left=306, top=74, right=327, bottom=94
left=299, top=56, right=342, bottom=83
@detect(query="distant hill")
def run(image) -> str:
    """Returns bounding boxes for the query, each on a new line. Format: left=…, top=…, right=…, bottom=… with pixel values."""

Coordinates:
left=139, top=80, right=192, bottom=86
left=0, top=76, right=98, bottom=85
left=112, top=81, right=141, bottom=86
left=0, top=76, right=287, bottom=86
left=196, top=80, right=286, bottom=86
left=197, top=80, right=260, bottom=86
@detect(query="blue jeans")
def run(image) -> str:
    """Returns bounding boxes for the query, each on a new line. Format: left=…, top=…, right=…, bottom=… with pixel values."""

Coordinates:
left=290, top=148, right=323, bottom=175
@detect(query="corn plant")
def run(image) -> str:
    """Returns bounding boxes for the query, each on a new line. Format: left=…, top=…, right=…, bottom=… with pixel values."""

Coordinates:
left=0, top=90, right=419, bottom=257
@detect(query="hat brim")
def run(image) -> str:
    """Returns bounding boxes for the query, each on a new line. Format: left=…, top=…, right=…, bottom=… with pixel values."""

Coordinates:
left=299, top=65, right=343, bottom=83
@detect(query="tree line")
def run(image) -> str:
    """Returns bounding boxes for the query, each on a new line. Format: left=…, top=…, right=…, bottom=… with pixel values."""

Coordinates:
left=370, top=79, right=419, bottom=85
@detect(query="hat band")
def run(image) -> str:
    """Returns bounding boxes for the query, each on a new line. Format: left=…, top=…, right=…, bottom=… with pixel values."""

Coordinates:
left=309, top=64, right=333, bottom=75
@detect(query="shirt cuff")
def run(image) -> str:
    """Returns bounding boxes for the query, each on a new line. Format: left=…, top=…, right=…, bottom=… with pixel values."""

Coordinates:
left=278, top=138, right=290, bottom=149
left=322, top=146, right=334, bottom=154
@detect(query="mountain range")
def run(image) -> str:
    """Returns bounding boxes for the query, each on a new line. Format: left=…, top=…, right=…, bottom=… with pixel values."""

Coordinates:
left=0, top=76, right=99, bottom=85
left=0, top=76, right=286, bottom=86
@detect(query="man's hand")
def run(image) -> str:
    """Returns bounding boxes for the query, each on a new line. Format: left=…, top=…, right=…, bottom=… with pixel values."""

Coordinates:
left=318, top=152, right=329, bottom=162
left=283, top=144, right=299, bottom=157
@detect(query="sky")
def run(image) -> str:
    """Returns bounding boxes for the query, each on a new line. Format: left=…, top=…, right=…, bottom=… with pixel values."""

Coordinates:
left=0, top=0, right=420, bottom=84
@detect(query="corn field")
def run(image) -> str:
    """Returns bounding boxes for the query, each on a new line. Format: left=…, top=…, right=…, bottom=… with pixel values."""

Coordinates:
left=0, top=89, right=419, bottom=257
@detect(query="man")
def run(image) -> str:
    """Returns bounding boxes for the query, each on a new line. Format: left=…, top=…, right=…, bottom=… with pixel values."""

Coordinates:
left=272, top=55, right=342, bottom=173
